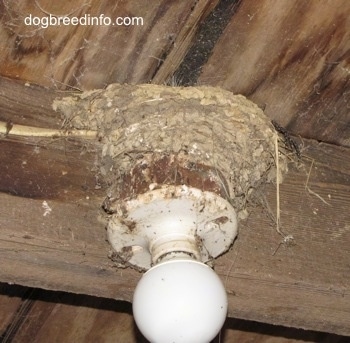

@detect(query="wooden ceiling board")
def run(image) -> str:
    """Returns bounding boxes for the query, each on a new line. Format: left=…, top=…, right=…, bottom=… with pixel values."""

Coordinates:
left=198, top=0, right=350, bottom=146
left=2, top=286, right=347, bottom=342
left=0, top=0, right=201, bottom=88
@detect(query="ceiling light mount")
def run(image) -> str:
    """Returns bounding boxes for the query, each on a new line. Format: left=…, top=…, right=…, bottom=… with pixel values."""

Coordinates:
left=107, top=184, right=238, bottom=271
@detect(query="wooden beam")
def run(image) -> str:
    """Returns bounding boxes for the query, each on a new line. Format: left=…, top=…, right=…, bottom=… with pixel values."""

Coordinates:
left=151, top=0, right=219, bottom=84
left=1, top=78, right=349, bottom=335
left=0, top=0, right=203, bottom=89
left=0, top=285, right=346, bottom=342
left=199, top=0, right=350, bottom=147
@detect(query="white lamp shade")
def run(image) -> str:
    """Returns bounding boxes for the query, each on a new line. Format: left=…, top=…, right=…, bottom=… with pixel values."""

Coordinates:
left=133, top=259, right=227, bottom=343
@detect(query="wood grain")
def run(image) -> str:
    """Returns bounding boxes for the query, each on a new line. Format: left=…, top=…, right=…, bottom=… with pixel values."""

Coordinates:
left=0, top=286, right=147, bottom=343
left=0, top=284, right=28, bottom=336
left=2, top=286, right=346, bottom=342
left=0, top=0, right=198, bottom=89
left=0, top=77, right=63, bottom=128
left=151, top=0, right=219, bottom=84
left=199, top=0, right=350, bottom=147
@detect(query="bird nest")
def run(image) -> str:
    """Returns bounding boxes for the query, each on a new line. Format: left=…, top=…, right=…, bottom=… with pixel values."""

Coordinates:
left=53, top=84, right=287, bottom=219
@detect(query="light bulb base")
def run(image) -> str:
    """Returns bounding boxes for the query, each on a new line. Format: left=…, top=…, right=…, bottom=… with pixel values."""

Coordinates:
left=150, top=234, right=201, bottom=264
left=107, top=185, right=237, bottom=270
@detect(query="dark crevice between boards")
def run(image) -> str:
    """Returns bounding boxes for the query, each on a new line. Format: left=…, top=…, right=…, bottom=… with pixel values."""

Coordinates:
left=0, top=287, right=37, bottom=343
left=173, top=0, right=242, bottom=86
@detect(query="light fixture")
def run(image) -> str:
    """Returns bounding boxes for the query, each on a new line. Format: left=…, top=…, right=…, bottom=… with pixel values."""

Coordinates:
left=52, top=83, right=285, bottom=342
left=108, top=184, right=237, bottom=343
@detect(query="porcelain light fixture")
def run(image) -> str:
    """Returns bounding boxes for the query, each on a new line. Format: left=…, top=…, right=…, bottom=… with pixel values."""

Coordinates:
left=108, top=185, right=238, bottom=343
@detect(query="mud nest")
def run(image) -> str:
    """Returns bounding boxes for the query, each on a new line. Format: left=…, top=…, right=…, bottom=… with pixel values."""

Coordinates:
left=53, top=84, right=287, bottom=218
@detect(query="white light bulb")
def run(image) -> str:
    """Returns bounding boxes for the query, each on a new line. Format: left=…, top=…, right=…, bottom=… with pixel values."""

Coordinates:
left=108, top=186, right=237, bottom=342
left=133, top=258, right=227, bottom=343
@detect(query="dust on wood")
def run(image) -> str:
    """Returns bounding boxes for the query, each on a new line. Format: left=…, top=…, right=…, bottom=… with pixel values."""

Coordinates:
left=198, top=0, right=350, bottom=147
left=0, top=0, right=199, bottom=89
left=0, top=77, right=102, bottom=200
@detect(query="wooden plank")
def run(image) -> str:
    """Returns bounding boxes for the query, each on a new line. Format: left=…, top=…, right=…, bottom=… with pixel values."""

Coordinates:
left=2, top=292, right=147, bottom=343
left=0, top=138, right=101, bottom=200
left=165, top=0, right=242, bottom=86
left=0, top=77, right=65, bottom=128
left=0, top=76, right=100, bottom=199
left=0, top=284, right=28, bottom=336
left=151, top=0, right=220, bottom=84
left=0, top=0, right=198, bottom=89
left=1, top=289, right=346, bottom=343
left=199, top=0, right=350, bottom=147
left=218, top=141, right=350, bottom=334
